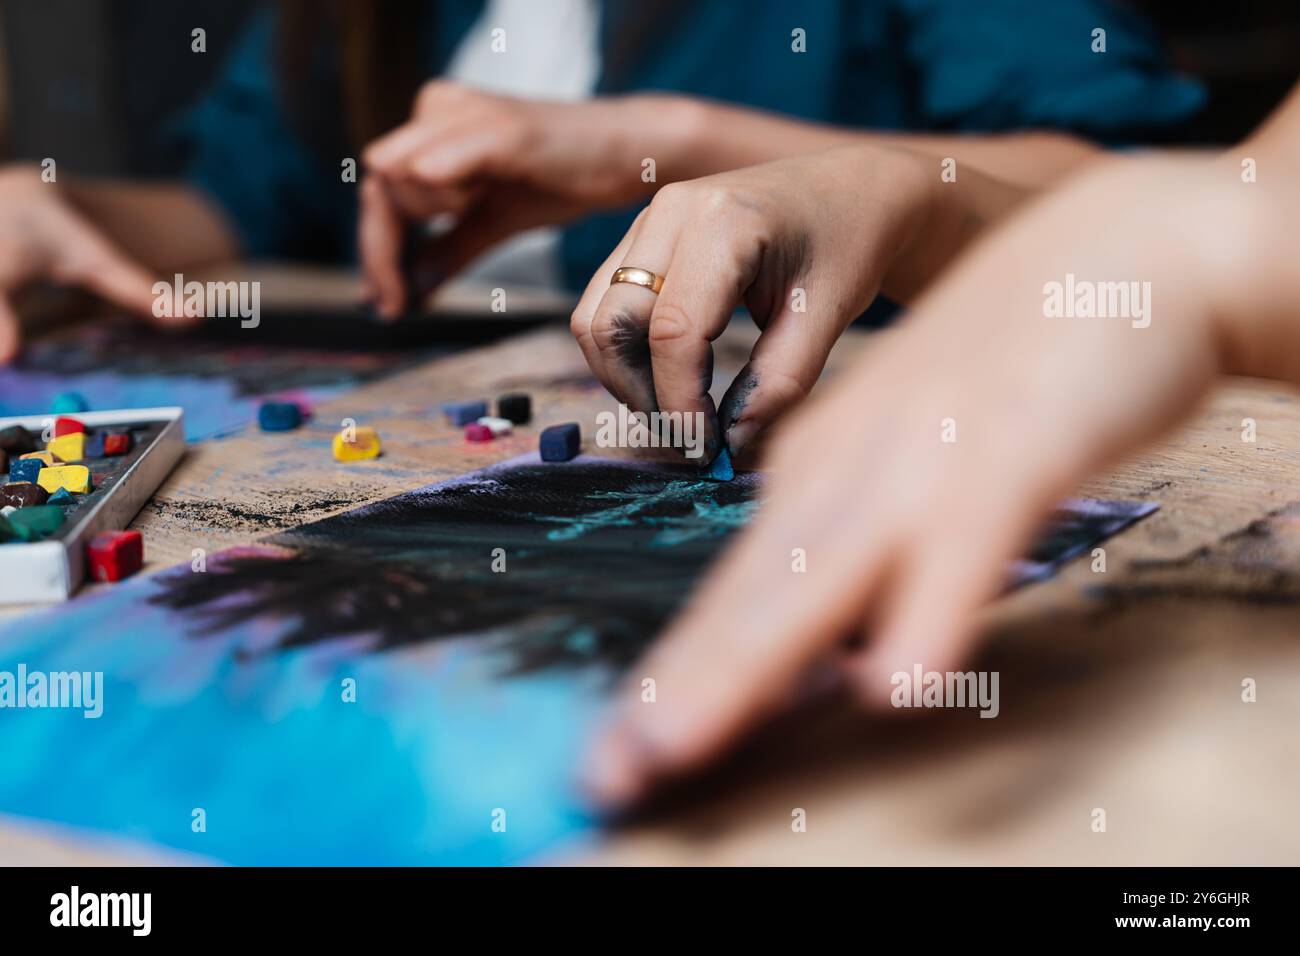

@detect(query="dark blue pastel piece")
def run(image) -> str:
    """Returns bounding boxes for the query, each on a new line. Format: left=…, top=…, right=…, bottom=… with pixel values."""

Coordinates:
left=9, top=458, right=41, bottom=484
left=258, top=401, right=304, bottom=432
left=443, top=400, right=488, bottom=426
left=539, top=423, right=580, bottom=462
left=84, top=432, right=106, bottom=459
left=51, top=391, right=90, bottom=414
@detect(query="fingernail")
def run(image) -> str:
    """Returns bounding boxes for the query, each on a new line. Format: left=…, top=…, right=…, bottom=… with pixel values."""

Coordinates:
left=701, top=400, right=722, bottom=463
left=579, top=723, right=649, bottom=812
left=724, top=420, right=759, bottom=461
left=698, top=431, right=720, bottom=465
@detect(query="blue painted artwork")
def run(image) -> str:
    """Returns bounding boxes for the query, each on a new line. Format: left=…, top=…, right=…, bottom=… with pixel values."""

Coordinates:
left=0, top=452, right=1153, bottom=863
left=0, top=456, right=761, bottom=864
left=0, top=323, right=428, bottom=441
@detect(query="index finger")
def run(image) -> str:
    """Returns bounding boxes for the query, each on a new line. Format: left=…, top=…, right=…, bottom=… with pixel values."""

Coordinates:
left=358, top=176, right=407, bottom=319
left=649, top=223, right=764, bottom=467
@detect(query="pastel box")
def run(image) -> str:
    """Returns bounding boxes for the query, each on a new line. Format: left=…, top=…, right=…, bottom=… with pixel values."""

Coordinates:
left=0, top=407, right=183, bottom=604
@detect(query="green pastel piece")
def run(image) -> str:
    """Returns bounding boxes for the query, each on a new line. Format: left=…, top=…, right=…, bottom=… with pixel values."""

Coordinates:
left=0, top=513, right=17, bottom=543
left=48, top=487, right=75, bottom=505
left=6, top=504, right=66, bottom=541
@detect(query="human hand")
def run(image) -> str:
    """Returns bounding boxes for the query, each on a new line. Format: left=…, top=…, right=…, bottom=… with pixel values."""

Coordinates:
left=581, top=158, right=1260, bottom=808
left=569, top=145, right=1011, bottom=463
left=359, top=82, right=701, bottom=316
left=0, top=165, right=163, bottom=361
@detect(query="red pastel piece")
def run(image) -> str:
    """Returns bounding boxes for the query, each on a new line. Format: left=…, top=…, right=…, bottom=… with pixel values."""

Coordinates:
left=464, top=423, right=494, bottom=443
left=54, top=416, right=86, bottom=437
left=103, top=432, right=131, bottom=456
left=86, top=530, right=144, bottom=583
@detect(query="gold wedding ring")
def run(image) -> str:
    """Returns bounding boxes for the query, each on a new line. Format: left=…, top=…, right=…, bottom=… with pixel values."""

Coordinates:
left=611, top=266, right=665, bottom=294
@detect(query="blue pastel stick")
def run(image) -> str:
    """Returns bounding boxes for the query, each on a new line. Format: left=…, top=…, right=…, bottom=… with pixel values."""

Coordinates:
left=9, top=458, right=41, bottom=484
left=701, top=447, right=734, bottom=482
left=258, top=401, right=304, bottom=432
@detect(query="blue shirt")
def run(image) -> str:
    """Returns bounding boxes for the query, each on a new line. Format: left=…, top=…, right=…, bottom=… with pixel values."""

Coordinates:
left=174, top=0, right=1204, bottom=291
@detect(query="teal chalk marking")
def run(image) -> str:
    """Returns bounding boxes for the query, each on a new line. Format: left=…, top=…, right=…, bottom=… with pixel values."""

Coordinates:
left=649, top=499, right=757, bottom=546
left=541, top=478, right=753, bottom=544
left=701, top=447, right=734, bottom=482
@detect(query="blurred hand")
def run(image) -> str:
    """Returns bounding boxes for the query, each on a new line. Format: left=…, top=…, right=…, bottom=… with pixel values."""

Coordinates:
left=569, top=145, right=1014, bottom=462
left=581, top=157, right=1269, bottom=809
left=0, top=165, right=162, bottom=361
left=360, top=81, right=697, bottom=316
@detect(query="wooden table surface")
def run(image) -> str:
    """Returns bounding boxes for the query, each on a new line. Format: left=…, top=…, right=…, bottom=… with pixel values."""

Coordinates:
left=4, top=313, right=1299, bottom=865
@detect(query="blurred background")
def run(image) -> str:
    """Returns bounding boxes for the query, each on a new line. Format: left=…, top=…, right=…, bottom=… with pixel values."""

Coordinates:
left=1, top=0, right=258, bottom=175
left=2, top=0, right=1298, bottom=179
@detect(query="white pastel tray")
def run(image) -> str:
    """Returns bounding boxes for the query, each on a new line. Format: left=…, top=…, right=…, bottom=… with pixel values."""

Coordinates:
left=0, top=407, right=184, bottom=603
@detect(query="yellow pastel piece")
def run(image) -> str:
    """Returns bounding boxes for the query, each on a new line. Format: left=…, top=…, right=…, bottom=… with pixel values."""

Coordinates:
left=332, top=427, right=382, bottom=462
left=20, top=450, right=60, bottom=465
left=37, top=464, right=91, bottom=494
left=47, top=432, right=87, bottom=462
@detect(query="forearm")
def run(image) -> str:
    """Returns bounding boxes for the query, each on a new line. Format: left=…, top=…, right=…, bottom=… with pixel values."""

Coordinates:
left=62, top=179, right=240, bottom=272
left=1200, top=85, right=1300, bottom=384
left=876, top=147, right=1029, bottom=303
left=652, top=95, right=1105, bottom=190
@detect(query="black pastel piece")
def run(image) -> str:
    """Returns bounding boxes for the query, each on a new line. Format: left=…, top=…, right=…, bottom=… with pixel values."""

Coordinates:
left=497, top=393, right=532, bottom=425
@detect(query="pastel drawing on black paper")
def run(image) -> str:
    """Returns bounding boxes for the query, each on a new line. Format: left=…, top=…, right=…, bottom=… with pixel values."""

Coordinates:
left=0, top=455, right=1153, bottom=864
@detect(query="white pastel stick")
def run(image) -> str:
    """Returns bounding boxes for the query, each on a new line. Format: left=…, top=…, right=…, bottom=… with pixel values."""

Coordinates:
left=476, top=416, right=513, bottom=436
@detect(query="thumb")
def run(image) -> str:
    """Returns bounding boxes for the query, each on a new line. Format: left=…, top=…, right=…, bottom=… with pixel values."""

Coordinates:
left=717, top=308, right=841, bottom=459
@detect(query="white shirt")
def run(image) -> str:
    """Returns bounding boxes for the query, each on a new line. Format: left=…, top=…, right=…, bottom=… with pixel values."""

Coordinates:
left=444, top=0, right=601, bottom=288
